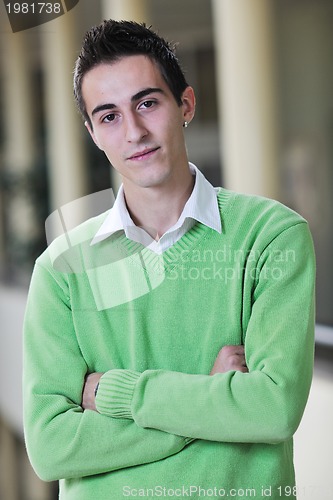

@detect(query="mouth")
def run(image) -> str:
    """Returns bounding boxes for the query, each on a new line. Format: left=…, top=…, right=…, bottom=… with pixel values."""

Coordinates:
left=127, top=147, right=160, bottom=161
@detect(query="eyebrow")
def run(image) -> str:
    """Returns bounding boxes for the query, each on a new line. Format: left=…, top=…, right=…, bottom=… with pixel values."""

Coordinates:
left=91, top=87, right=165, bottom=117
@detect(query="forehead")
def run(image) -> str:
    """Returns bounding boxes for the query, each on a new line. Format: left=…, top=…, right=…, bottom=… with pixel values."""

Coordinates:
left=82, top=55, right=169, bottom=112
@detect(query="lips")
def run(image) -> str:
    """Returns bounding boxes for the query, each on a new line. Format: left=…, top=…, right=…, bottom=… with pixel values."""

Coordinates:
left=127, top=147, right=160, bottom=161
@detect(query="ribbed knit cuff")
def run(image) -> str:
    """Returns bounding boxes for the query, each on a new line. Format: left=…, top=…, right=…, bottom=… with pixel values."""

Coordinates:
left=95, top=369, right=141, bottom=419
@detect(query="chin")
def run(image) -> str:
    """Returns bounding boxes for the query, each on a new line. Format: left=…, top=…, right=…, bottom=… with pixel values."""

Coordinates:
left=135, top=168, right=172, bottom=189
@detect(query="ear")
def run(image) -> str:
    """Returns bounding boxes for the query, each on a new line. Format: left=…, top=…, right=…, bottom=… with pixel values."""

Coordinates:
left=181, top=86, right=196, bottom=125
left=84, top=121, right=103, bottom=150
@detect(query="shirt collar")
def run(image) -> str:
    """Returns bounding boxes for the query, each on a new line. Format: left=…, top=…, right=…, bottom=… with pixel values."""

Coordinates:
left=91, top=162, right=221, bottom=246
left=180, top=163, right=221, bottom=233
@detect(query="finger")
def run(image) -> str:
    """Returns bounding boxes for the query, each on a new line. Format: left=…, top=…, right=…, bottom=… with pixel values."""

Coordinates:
left=219, top=344, right=245, bottom=357
left=223, top=345, right=245, bottom=356
left=228, top=354, right=245, bottom=369
left=233, top=345, right=245, bottom=355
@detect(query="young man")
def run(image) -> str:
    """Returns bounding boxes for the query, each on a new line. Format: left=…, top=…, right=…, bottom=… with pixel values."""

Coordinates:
left=23, top=20, right=315, bottom=499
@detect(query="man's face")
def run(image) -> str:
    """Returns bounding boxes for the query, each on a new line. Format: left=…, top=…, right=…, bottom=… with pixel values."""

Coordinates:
left=82, top=55, right=195, bottom=193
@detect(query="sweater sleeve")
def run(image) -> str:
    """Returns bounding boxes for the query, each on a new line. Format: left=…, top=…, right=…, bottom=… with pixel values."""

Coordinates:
left=23, top=262, right=191, bottom=482
left=95, top=222, right=315, bottom=444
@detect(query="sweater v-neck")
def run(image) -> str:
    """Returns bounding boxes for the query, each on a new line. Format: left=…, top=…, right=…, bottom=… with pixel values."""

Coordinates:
left=110, top=189, right=235, bottom=276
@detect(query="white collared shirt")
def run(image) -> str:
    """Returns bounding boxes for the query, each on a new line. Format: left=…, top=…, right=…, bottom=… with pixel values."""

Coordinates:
left=91, top=163, right=221, bottom=253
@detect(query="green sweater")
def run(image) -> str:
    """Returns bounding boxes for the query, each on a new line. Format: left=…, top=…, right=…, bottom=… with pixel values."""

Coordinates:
left=23, top=189, right=315, bottom=500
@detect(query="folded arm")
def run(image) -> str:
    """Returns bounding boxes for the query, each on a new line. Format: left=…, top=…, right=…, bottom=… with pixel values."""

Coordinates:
left=82, top=344, right=248, bottom=411
left=93, top=223, right=315, bottom=444
left=23, top=262, right=191, bottom=482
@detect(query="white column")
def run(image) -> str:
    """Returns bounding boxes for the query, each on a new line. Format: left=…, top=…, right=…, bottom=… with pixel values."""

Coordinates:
left=101, top=0, right=150, bottom=194
left=2, top=33, right=37, bottom=174
left=1, top=30, right=39, bottom=272
left=40, top=13, right=88, bottom=211
left=102, top=0, right=149, bottom=23
left=0, top=417, right=19, bottom=500
left=212, top=0, right=280, bottom=198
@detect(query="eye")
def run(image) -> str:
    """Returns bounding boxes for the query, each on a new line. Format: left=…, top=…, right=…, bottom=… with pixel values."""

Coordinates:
left=140, top=100, right=156, bottom=109
left=102, top=113, right=116, bottom=123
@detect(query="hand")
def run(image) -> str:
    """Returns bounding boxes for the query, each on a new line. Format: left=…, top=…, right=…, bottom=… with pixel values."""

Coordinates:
left=210, top=345, right=248, bottom=375
left=81, top=372, right=103, bottom=411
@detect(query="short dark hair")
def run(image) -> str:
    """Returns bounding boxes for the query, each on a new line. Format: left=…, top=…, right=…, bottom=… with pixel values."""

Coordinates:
left=73, top=20, right=189, bottom=127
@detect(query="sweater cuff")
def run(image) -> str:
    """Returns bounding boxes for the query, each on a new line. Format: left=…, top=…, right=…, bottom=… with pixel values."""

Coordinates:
left=95, top=369, right=141, bottom=419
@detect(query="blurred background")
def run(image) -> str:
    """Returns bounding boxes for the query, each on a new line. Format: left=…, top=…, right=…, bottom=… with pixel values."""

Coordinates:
left=0, top=0, right=332, bottom=498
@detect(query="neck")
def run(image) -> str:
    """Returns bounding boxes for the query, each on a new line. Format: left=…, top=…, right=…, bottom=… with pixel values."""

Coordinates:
left=123, top=167, right=194, bottom=240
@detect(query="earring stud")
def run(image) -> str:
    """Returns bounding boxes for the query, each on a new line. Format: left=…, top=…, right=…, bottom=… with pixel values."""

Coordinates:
left=183, top=121, right=188, bottom=128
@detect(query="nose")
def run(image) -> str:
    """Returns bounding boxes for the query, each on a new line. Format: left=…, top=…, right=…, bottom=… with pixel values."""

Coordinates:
left=124, top=112, right=148, bottom=143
